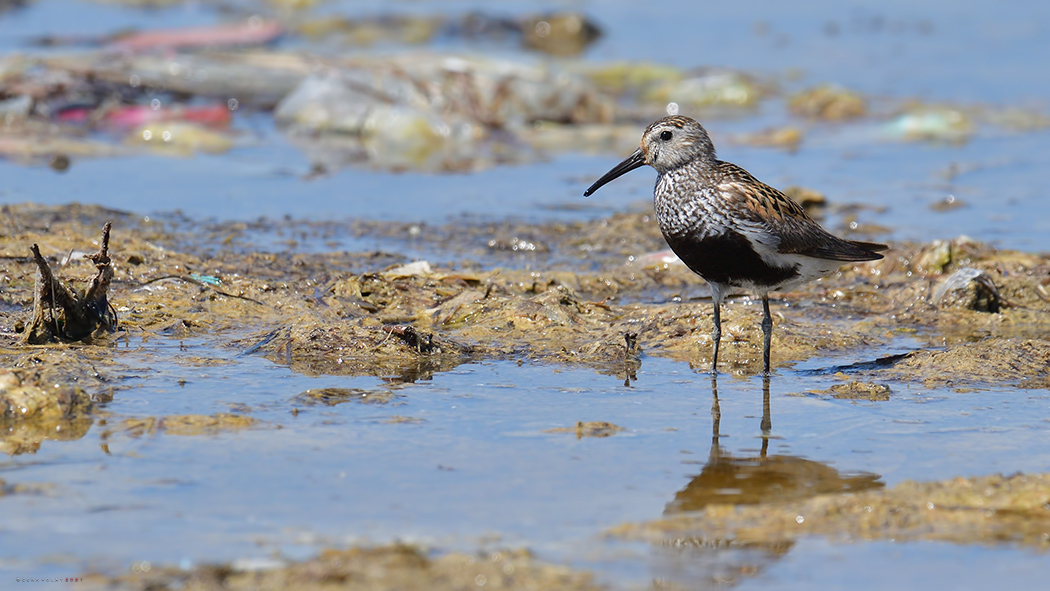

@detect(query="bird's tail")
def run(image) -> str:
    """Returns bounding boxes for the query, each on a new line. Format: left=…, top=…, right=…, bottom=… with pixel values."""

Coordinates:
left=809, top=238, right=888, bottom=262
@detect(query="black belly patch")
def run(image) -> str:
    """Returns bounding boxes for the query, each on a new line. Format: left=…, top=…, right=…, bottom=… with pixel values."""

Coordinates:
left=667, top=230, right=799, bottom=287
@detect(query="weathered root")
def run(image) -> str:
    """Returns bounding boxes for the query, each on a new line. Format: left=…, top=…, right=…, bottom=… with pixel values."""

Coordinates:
left=24, top=222, right=118, bottom=344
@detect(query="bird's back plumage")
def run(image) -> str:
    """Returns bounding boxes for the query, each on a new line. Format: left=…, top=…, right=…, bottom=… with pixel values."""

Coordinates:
left=653, top=157, right=885, bottom=294
left=713, top=162, right=887, bottom=263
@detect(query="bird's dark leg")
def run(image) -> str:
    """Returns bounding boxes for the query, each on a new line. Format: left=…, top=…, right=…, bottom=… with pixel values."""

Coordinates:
left=710, top=302, right=721, bottom=374
left=761, top=295, right=773, bottom=374
left=760, top=374, right=771, bottom=457
left=710, top=373, right=722, bottom=461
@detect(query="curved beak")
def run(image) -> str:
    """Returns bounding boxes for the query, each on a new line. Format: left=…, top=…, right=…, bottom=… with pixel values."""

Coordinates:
left=583, top=149, right=646, bottom=196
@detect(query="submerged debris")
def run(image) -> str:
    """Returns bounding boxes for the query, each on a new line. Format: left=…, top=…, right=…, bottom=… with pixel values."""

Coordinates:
left=115, top=413, right=257, bottom=437
left=23, top=222, right=118, bottom=344
left=294, top=387, right=397, bottom=406
left=611, top=472, right=1050, bottom=550
left=0, top=478, right=53, bottom=497
left=807, top=381, right=892, bottom=401
left=84, top=544, right=607, bottom=591
left=545, top=421, right=625, bottom=438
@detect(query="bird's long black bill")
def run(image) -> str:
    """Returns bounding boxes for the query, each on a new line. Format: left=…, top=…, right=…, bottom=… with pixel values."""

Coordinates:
left=583, top=149, right=646, bottom=196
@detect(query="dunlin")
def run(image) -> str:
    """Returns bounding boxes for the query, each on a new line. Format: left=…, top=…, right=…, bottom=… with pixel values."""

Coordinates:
left=584, top=115, right=886, bottom=373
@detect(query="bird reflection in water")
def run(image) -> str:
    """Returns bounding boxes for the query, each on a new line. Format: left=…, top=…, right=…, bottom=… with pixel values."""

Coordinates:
left=666, top=374, right=883, bottom=514
left=647, top=375, right=884, bottom=588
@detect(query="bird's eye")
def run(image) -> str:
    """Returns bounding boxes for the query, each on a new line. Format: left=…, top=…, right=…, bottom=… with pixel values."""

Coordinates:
left=660, top=130, right=673, bottom=141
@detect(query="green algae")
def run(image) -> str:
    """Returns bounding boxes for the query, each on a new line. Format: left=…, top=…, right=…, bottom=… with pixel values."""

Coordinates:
left=4, top=203, right=1050, bottom=398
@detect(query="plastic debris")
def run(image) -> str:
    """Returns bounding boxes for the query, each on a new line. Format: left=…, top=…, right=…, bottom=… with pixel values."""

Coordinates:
left=56, top=103, right=231, bottom=128
left=885, top=105, right=973, bottom=143
left=273, top=54, right=610, bottom=169
left=107, top=20, right=284, bottom=52
left=43, top=51, right=310, bottom=108
left=0, top=95, right=33, bottom=122
left=643, top=68, right=769, bottom=109
left=126, top=122, right=235, bottom=155
left=382, top=261, right=434, bottom=278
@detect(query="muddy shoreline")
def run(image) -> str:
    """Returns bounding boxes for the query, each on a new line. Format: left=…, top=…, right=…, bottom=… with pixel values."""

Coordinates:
left=1, top=203, right=1049, bottom=587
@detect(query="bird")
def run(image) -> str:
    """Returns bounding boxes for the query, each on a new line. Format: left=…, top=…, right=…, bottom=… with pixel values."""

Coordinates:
left=583, top=115, right=886, bottom=374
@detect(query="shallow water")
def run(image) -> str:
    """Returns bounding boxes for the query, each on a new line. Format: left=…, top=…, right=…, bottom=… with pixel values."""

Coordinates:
left=2, top=0, right=1050, bottom=588
left=3, top=336, right=1050, bottom=587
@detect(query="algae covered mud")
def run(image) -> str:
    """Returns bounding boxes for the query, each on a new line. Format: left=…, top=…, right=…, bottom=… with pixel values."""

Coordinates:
left=2, top=204, right=1050, bottom=590
left=2, top=0, right=1050, bottom=589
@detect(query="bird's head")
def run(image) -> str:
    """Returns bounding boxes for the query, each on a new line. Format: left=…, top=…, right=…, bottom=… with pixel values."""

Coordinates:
left=584, top=115, right=715, bottom=196
left=640, top=115, right=716, bottom=174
